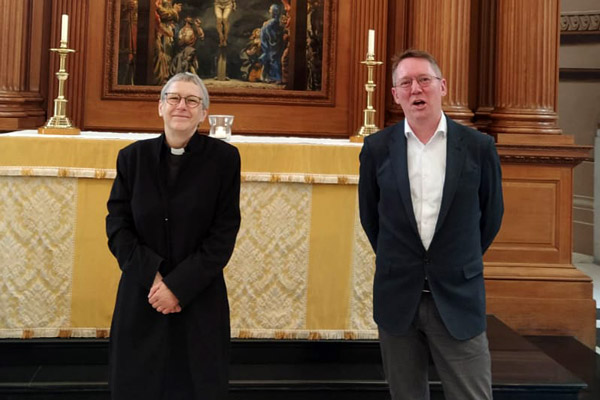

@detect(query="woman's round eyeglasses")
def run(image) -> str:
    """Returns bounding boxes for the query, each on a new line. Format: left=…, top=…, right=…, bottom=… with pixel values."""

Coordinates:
left=164, top=93, right=203, bottom=108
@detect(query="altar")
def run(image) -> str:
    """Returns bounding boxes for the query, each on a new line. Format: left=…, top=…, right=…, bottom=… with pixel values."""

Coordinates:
left=0, top=131, right=378, bottom=339
left=1, top=131, right=596, bottom=348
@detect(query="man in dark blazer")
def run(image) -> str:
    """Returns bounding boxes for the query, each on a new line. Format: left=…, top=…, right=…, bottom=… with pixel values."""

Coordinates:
left=358, top=49, right=503, bottom=400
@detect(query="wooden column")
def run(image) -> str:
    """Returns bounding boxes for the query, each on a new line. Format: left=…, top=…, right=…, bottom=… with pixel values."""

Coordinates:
left=0, top=0, right=49, bottom=130
left=47, top=0, right=88, bottom=129
left=481, top=0, right=595, bottom=347
left=349, top=0, right=388, bottom=135
left=407, top=0, right=473, bottom=126
left=384, top=0, right=409, bottom=126
left=473, top=0, right=496, bottom=132
left=488, top=0, right=562, bottom=139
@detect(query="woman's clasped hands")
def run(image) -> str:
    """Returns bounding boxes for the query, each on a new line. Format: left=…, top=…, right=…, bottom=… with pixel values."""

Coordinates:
left=148, top=272, right=182, bottom=314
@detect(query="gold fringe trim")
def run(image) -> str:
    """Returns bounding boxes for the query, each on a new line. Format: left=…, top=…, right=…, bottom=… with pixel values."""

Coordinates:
left=22, top=329, right=34, bottom=339
left=0, top=328, right=110, bottom=339
left=0, top=167, right=359, bottom=185
left=58, top=329, right=72, bottom=338
left=241, top=172, right=358, bottom=185
left=1, top=328, right=378, bottom=340
left=229, top=329, right=378, bottom=340
left=0, top=166, right=116, bottom=179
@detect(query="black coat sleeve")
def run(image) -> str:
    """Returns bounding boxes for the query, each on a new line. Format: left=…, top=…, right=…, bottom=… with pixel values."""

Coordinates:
left=162, top=146, right=241, bottom=307
left=106, top=149, right=164, bottom=290
left=358, top=139, right=380, bottom=252
left=479, top=136, right=504, bottom=253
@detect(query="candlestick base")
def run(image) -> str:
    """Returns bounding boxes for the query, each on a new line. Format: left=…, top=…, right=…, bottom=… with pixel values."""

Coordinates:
left=350, top=124, right=380, bottom=142
left=38, top=126, right=81, bottom=135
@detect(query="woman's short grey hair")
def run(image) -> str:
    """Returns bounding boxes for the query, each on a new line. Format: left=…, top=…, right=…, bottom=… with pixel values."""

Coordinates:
left=160, top=72, right=210, bottom=110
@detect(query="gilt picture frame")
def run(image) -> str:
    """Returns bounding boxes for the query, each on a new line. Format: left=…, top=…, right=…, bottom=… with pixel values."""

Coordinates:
left=103, top=0, right=337, bottom=105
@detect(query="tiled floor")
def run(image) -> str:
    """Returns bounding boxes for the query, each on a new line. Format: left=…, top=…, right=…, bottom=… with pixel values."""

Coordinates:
left=573, top=252, right=600, bottom=355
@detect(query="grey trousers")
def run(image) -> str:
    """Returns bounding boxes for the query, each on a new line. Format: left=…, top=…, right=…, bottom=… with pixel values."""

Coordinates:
left=378, top=293, right=492, bottom=400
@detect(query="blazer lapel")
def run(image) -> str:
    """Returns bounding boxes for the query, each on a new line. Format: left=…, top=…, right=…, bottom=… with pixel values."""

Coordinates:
left=388, top=125, right=420, bottom=237
left=434, top=119, right=466, bottom=234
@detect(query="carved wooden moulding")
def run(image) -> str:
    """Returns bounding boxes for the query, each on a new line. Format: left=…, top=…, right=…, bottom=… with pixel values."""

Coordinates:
left=560, top=11, right=600, bottom=33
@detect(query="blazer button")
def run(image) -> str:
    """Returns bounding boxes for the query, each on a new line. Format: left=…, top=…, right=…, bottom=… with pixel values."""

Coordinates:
left=424, top=257, right=430, bottom=264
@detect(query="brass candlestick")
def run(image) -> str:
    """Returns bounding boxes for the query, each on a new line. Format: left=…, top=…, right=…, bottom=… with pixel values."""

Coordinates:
left=38, top=39, right=80, bottom=135
left=350, top=54, right=383, bottom=143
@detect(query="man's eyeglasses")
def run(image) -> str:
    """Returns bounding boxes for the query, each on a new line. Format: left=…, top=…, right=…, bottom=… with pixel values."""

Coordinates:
left=395, top=74, right=441, bottom=90
left=164, top=93, right=203, bottom=108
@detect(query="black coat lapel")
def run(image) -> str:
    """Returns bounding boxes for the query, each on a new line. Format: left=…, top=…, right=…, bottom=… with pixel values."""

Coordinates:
left=434, top=118, right=466, bottom=234
left=388, top=125, right=420, bottom=237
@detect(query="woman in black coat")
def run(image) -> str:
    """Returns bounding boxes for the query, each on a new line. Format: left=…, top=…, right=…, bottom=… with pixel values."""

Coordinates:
left=106, top=72, right=241, bottom=400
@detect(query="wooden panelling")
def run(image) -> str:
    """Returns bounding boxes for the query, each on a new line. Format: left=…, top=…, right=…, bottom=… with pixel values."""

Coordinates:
left=486, top=272, right=592, bottom=292
left=487, top=163, right=574, bottom=265
left=482, top=152, right=596, bottom=348
left=486, top=290, right=596, bottom=347
left=497, top=180, right=557, bottom=245
left=0, top=0, right=48, bottom=130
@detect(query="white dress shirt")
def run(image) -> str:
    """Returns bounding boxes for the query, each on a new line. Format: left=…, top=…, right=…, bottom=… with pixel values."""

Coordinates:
left=404, top=114, right=447, bottom=250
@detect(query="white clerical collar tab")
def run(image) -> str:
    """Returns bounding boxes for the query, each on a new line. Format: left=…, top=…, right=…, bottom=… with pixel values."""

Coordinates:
left=170, top=147, right=185, bottom=155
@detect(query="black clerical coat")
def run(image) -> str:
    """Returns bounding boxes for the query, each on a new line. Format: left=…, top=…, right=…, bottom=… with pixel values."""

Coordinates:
left=106, top=133, right=241, bottom=400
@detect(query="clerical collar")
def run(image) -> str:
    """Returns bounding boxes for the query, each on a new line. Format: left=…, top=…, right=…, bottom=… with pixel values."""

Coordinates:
left=170, top=147, right=185, bottom=155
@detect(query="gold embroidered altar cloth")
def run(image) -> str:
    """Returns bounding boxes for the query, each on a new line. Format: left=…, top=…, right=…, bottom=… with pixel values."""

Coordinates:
left=0, top=132, right=377, bottom=339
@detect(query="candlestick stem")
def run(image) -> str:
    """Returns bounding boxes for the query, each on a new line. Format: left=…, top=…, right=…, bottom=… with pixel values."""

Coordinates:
left=350, top=53, right=383, bottom=143
left=38, top=40, right=80, bottom=135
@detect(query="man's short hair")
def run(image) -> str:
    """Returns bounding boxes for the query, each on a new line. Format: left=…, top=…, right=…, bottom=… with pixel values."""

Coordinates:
left=391, top=49, right=443, bottom=86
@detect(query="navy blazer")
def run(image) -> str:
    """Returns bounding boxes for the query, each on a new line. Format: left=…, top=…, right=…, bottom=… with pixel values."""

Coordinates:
left=358, top=117, right=504, bottom=340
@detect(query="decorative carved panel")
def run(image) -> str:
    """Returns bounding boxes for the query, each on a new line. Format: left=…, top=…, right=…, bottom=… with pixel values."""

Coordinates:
left=496, top=180, right=557, bottom=245
left=486, top=162, right=575, bottom=265
left=560, top=11, right=600, bottom=33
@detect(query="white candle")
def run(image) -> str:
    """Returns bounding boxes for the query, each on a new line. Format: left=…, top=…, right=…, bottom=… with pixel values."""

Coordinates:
left=214, top=126, right=227, bottom=138
left=61, top=14, right=68, bottom=43
left=367, top=29, right=375, bottom=56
